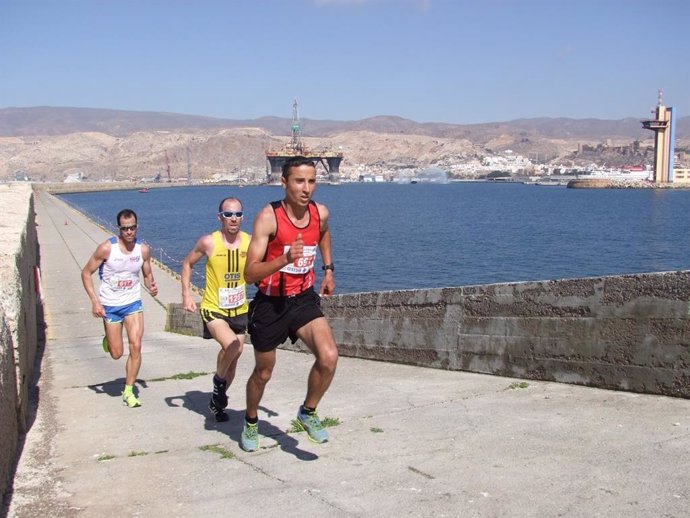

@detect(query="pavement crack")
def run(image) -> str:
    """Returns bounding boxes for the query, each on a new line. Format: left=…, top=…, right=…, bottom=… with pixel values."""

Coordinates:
left=407, top=466, right=435, bottom=479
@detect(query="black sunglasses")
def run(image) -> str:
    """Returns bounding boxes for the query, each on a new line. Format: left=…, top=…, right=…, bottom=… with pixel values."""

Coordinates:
left=119, top=224, right=138, bottom=232
left=219, top=211, right=243, bottom=219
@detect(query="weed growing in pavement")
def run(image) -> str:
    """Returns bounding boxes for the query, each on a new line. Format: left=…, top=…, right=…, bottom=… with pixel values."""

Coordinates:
left=507, top=381, right=530, bottom=390
left=199, top=444, right=235, bottom=459
left=128, top=451, right=149, bottom=457
left=149, top=371, right=209, bottom=382
left=288, top=416, right=341, bottom=434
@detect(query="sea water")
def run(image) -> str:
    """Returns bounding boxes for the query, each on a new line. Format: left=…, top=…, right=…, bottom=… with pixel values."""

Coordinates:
left=59, top=182, right=690, bottom=294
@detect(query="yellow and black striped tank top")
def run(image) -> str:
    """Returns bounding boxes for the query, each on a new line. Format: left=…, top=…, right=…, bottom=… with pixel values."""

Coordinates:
left=200, top=230, right=250, bottom=316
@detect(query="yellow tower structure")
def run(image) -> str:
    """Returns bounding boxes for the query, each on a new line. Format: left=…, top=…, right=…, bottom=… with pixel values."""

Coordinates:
left=642, top=90, right=676, bottom=183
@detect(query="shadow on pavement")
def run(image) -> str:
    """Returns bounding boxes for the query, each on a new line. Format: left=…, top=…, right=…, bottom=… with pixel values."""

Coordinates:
left=87, top=378, right=149, bottom=398
left=164, top=390, right=318, bottom=461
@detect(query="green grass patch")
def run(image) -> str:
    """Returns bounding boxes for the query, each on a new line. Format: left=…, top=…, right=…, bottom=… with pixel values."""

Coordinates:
left=370, top=427, right=384, bottom=433
left=507, top=381, right=530, bottom=390
left=199, top=444, right=235, bottom=459
left=288, top=416, right=341, bottom=434
left=97, top=454, right=116, bottom=462
left=128, top=451, right=149, bottom=457
left=149, top=370, right=210, bottom=382
left=321, top=416, right=341, bottom=427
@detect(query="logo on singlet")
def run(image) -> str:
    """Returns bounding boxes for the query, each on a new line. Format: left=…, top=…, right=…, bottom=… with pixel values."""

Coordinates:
left=224, top=273, right=241, bottom=282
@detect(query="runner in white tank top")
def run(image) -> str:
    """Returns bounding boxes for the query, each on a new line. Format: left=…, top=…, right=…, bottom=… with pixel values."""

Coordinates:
left=81, top=209, right=157, bottom=408
left=98, top=236, right=144, bottom=306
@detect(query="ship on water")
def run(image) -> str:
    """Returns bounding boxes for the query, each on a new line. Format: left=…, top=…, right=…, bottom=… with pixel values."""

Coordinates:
left=265, top=99, right=343, bottom=183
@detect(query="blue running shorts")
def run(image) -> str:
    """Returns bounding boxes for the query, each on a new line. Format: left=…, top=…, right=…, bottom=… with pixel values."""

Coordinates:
left=103, top=300, right=144, bottom=324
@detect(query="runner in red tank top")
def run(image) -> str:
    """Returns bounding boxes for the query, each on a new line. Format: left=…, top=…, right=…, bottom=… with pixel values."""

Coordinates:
left=241, top=156, right=339, bottom=451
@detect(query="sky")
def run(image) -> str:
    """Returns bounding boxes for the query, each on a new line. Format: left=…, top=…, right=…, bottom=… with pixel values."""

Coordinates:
left=1, top=0, right=689, bottom=125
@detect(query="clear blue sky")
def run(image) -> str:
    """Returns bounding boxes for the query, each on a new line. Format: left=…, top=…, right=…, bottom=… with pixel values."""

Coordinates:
left=1, top=0, right=688, bottom=124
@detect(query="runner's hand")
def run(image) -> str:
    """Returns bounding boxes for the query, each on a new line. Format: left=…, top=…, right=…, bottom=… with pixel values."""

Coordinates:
left=320, top=273, right=335, bottom=296
left=91, top=301, right=105, bottom=318
left=183, top=295, right=197, bottom=313
left=287, top=233, right=304, bottom=263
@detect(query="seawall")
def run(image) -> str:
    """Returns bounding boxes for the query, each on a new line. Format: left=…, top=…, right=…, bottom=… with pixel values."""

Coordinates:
left=169, top=273, right=690, bottom=398
left=0, top=183, right=41, bottom=502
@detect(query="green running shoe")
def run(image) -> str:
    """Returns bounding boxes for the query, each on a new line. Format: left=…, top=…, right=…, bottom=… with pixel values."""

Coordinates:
left=240, top=421, right=259, bottom=452
left=122, top=391, right=141, bottom=408
left=102, top=336, right=109, bottom=354
left=296, top=407, right=329, bottom=443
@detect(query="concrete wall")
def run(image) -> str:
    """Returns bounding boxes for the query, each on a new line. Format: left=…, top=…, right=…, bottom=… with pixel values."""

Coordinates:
left=0, top=183, right=41, bottom=502
left=168, top=272, right=690, bottom=398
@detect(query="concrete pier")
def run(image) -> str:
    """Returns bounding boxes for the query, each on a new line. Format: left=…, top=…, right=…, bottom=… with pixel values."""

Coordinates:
left=2, top=189, right=689, bottom=517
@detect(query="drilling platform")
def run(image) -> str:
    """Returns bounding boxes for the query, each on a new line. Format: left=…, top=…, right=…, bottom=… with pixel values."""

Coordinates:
left=265, top=100, right=344, bottom=183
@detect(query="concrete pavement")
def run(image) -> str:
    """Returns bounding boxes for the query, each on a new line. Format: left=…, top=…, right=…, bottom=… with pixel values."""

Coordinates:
left=4, top=190, right=690, bottom=517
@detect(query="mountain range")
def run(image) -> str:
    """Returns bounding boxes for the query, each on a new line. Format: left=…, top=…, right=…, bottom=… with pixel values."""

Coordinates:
left=1, top=107, right=688, bottom=182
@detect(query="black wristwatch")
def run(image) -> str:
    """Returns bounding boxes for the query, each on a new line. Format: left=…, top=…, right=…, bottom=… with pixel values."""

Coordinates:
left=322, top=264, right=335, bottom=272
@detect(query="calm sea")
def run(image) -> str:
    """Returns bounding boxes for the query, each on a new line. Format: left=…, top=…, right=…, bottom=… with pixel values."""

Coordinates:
left=58, top=182, right=690, bottom=294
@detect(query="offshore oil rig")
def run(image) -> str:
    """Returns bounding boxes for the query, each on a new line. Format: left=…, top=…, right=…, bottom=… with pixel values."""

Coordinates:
left=265, top=100, right=344, bottom=182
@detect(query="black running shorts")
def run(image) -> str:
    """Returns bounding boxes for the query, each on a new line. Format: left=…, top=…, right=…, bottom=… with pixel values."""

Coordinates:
left=200, top=309, right=248, bottom=339
left=247, top=288, right=324, bottom=352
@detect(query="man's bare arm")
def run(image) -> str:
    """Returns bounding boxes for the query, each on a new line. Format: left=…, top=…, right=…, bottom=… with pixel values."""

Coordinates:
left=181, top=235, right=211, bottom=312
left=317, top=203, right=335, bottom=295
left=80, top=241, right=110, bottom=318
left=141, top=244, right=158, bottom=297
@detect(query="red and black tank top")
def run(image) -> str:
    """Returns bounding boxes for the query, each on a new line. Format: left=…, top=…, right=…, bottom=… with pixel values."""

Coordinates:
left=258, top=200, right=321, bottom=297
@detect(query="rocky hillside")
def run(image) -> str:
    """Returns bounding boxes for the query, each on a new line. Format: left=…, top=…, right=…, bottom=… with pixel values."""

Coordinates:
left=1, top=107, right=688, bottom=182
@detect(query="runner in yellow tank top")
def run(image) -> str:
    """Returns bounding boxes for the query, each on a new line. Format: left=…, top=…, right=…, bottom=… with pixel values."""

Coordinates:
left=181, top=197, right=250, bottom=422
left=200, top=230, right=250, bottom=316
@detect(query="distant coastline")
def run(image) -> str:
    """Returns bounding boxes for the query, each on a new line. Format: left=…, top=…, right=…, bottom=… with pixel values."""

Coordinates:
left=28, top=178, right=690, bottom=195
left=566, top=179, right=690, bottom=189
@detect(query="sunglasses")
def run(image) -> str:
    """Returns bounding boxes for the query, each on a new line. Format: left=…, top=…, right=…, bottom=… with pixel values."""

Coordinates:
left=119, top=224, right=138, bottom=232
left=219, top=211, right=243, bottom=219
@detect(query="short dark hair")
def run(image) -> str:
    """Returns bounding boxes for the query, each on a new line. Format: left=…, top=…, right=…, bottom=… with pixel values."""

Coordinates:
left=282, top=156, right=316, bottom=179
left=117, top=209, right=137, bottom=226
left=218, top=197, right=243, bottom=212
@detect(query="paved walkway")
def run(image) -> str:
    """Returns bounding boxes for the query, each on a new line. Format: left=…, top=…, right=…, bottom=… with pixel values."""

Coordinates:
left=5, top=191, right=690, bottom=517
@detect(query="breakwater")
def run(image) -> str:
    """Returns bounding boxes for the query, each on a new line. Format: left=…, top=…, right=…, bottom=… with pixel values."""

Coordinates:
left=168, top=270, right=690, bottom=398
left=4, top=183, right=690, bottom=502
left=568, top=179, right=690, bottom=189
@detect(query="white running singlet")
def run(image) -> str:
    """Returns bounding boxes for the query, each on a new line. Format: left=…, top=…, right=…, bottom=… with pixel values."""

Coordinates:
left=98, top=237, right=143, bottom=306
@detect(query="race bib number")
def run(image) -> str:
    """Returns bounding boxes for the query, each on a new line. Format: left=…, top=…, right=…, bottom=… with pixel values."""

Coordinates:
left=219, top=285, right=246, bottom=309
left=109, top=275, right=134, bottom=290
left=280, top=245, right=317, bottom=275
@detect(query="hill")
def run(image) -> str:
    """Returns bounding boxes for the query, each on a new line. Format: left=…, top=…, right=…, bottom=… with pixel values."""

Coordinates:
left=3, top=106, right=688, bottom=139
left=1, top=107, right=688, bottom=183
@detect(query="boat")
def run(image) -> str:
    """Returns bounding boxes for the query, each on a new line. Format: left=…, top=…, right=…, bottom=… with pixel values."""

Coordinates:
left=138, top=188, right=150, bottom=193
